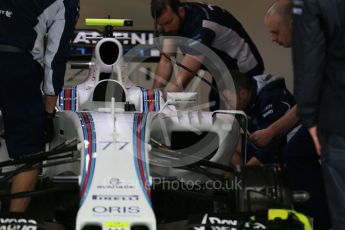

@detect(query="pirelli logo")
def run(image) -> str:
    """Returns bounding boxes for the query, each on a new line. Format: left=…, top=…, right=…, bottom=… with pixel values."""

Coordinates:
left=92, top=195, right=139, bottom=201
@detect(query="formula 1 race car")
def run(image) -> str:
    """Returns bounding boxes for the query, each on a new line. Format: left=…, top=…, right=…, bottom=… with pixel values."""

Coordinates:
left=0, top=19, right=312, bottom=230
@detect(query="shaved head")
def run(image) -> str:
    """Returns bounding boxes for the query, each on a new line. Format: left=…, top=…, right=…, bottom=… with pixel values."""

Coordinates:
left=265, top=0, right=292, bottom=26
left=264, top=0, right=293, bottom=47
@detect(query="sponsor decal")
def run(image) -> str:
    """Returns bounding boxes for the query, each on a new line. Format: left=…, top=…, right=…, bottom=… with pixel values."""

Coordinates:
left=92, top=206, right=140, bottom=215
left=70, top=30, right=160, bottom=60
left=263, top=104, right=273, bottom=111
left=97, top=177, right=135, bottom=190
left=0, top=10, right=13, bottom=18
left=0, top=218, right=37, bottom=230
left=192, top=214, right=266, bottom=230
left=92, top=195, right=139, bottom=201
left=104, top=221, right=129, bottom=230
left=293, top=7, right=303, bottom=15
left=262, top=109, right=273, bottom=118
left=72, top=30, right=154, bottom=46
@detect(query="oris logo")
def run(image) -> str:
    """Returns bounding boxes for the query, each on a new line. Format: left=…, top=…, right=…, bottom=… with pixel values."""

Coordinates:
left=92, top=206, right=140, bottom=215
left=0, top=10, right=13, bottom=18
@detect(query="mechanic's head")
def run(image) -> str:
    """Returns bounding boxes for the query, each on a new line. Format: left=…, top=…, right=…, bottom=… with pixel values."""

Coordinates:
left=264, top=0, right=292, bottom=48
left=151, top=0, right=185, bottom=35
left=223, top=70, right=253, bottom=110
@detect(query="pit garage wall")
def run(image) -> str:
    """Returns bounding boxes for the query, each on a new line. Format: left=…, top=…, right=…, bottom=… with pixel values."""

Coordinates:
left=69, top=0, right=293, bottom=93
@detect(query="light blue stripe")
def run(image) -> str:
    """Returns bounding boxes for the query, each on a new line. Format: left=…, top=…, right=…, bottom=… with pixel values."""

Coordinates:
left=143, top=90, right=148, bottom=112
left=154, top=90, right=158, bottom=111
left=81, top=113, right=96, bottom=206
left=59, top=90, right=65, bottom=109
left=132, top=113, right=141, bottom=193
left=154, top=90, right=160, bottom=111
left=87, top=113, right=97, bottom=154
left=133, top=113, right=152, bottom=206
left=140, top=113, right=151, bottom=189
left=77, top=113, right=87, bottom=195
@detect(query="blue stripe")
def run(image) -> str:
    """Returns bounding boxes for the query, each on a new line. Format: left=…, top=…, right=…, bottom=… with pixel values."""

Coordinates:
left=77, top=112, right=97, bottom=207
left=143, top=90, right=148, bottom=112
left=140, top=113, right=150, bottom=188
left=77, top=113, right=87, bottom=193
left=154, top=90, right=157, bottom=111
left=87, top=113, right=97, bottom=154
left=132, top=114, right=141, bottom=194
left=81, top=113, right=97, bottom=206
left=74, top=87, right=77, bottom=111
left=133, top=113, right=152, bottom=206
left=71, top=87, right=76, bottom=111
left=59, top=90, right=65, bottom=109
left=70, top=88, right=73, bottom=111
left=154, top=90, right=160, bottom=111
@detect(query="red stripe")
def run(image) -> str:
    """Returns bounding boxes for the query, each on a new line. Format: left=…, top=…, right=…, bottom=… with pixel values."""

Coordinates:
left=64, top=89, right=71, bottom=110
left=80, top=113, right=93, bottom=197
left=136, top=114, right=151, bottom=198
left=148, top=90, right=155, bottom=112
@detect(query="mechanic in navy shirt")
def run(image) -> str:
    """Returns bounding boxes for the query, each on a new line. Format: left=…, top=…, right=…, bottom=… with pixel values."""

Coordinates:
left=223, top=72, right=294, bottom=165
left=150, top=0, right=264, bottom=110
left=0, top=0, right=79, bottom=212
left=223, top=70, right=331, bottom=230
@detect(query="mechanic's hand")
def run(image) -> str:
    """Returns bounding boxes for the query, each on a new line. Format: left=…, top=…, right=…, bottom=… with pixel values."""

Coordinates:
left=44, top=110, right=55, bottom=143
left=162, top=83, right=183, bottom=100
left=166, top=81, right=184, bottom=93
left=250, top=128, right=275, bottom=147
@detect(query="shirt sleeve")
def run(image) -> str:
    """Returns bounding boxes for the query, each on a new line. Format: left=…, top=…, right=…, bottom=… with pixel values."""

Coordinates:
left=292, top=0, right=325, bottom=128
left=43, top=0, right=79, bottom=96
left=201, top=26, right=215, bottom=47
left=249, top=85, right=294, bottom=163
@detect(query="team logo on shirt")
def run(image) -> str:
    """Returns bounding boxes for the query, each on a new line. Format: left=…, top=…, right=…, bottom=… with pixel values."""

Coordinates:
left=0, top=10, right=13, bottom=18
left=292, top=0, right=304, bottom=15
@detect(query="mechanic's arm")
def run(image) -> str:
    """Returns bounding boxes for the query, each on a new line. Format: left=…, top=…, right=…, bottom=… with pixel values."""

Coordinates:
left=293, top=0, right=324, bottom=128
left=247, top=157, right=263, bottom=166
left=43, top=1, right=79, bottom=141
left=153, top=39, right=177, bottom=89
left=292, top=0, right=325, bottom=155
left=231, top=133, right=263, bottom=166
left=250, top=105, right=299, bottom=147
left=231, top=141, right=244, bottom=166
left=166, top=54, right=203, bottom=92
left=232, top=138, right=262, bottom=166
left=43, top=1, right=79, bottom=98
left=153, top=55, right=173, bottom=89
left=45, top=96, right=58, bottom=113
left=249, top=92, right=293, bottom=163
